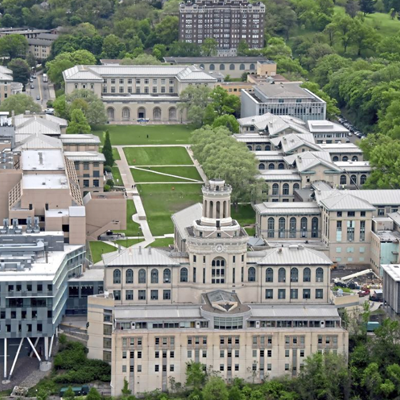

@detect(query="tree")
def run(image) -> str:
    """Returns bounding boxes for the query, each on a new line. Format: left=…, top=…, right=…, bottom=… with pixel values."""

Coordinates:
left=212, top=114, right=240, bottom=133
left=102, top=34, right=125, bottom=58
left=155, top=16, right=179, bottom=45
left=86, top=388, right=102, bottom=400
left=47, top=50, right=97, bottom=86
left=63, top=387, right=75, bottom=400
left=191, top=126, right=267, bottom=208
left=263, top=37, right=292, bottom=59
left=167, top=41, right=201, bottom=57
left=102, top=131, right=114, bottom=167
left=237, top=40, right=250, bottom=56
left=121, top=378, right=132, bottom=397
left=201, top=38, right=218, bottom=56
left=360, top=0, right=376, bottom=14
left=0, top=34, right=28, bottom=59
left=8, top=58, right=30, bottom=84
left=185, top=361, right=206, bottom=389
left=66, top=109, right=91, bottom=134
left=178, top=85, right=212, bottom=127
left=312, top=54, right=351, bottom=87
left=345, top=0, right=360, bottom=17
left=64, top=89, right=107, bottom=127
left=0, top=93, right=41, bottom=115
left=121, top=54, right=162, bottom=65
left=203, top=377, right=229, bottom=400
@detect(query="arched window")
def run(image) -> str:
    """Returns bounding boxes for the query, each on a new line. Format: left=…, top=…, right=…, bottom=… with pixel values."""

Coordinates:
left=293, top=183, right=300, bottom=191
left=210, top=64, right=215, bottom=71
left=316, top=267, right=324, bottom=282
left=211, top=258, right=225, bottom=283
left=291, top=268, right=298, bottom=282
left=265, top=145, right=271, bottom=151
left=248, top=267, right=256, bottom=282
left=153, top=107, right=161, bottom=121
left=301, top=217, right=307, bottom=238
left=283, top=183, right=289, bottom=195
left=239, top=63, right=245, bottom=70
left=139, top=269, right=146, bottom=284
left=107, top=107, right=115, bottom=121
left=266, top=268, right=273, bottom=282
left=122, top=107, right=130, bottom=121
left=333, top=156, right=339, bottom=162
left=278, top=163, right=284, bottom=170
left=278, top=268, right=286, bottom=282
left=220, top=64, right=225, bottom=70
left=151, top=269, right=158, bottom=284
left=342, top=156, right=348, bottom=161
left=180, top=267, right=188, bottom=282
left=303, top=267, right=311, bottom=282
left=259, top=163, right=265, bottom=170
left=230, top=63, right=235, bottom=70
left=113, top=269, right=121, bottom=284
left=279, top=217, right=285, bottom=238
left=169, top=107, right=177, bottom=121
left=163, top=268, right=171, bottom=283
left=268, top=217, right=274, bottom=238
left=269, top=163, right=275, bottom=170
left=290, top=217, right=296, bottom=238
left=340, top=175, right=347, bottom=185
left=352, top=156, right=358, bottom=161
left=126, top=269, right=133, bottom=284
left=360, top=175, right=367, bottom=185
left=250, top=63, right=255, bottom=70
left=312, top=217, right=319, bottom=238
left=272, top=183, right=279, bottom=195
left=256, top=145, right=262, bottom=151
left=350, top=175, right=357, bottom=185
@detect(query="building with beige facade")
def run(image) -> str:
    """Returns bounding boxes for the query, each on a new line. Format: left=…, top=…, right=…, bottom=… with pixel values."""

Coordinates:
left=27, top=33, right=59, bottom=61
left=63, top=65, right=217, bottom=124
left=0, top=66, right=23, bottom=105
left=254, top=187, right=400, bottom=272
left=86, top=179, right=348, bottom=396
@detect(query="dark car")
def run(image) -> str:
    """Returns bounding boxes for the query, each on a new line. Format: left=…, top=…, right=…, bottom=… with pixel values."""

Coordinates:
left=36, top=95, right=40, bottom=100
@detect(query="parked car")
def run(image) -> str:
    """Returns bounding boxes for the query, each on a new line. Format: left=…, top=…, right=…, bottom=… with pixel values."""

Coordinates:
left=45, top=108, right=54, bottom=115
left=30, top=84, right=34, bottom=89
left=370, top=290, right=383, bottom=302
left=347, top=282, right=361, bottom=290
left=358, top=289, right=370, bottom=297
left=36, top=95, right=40, bottom=100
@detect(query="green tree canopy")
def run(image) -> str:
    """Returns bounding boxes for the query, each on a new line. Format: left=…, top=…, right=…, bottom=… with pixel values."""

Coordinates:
left=66, top=109, right=91, bottom=134
left=8, top=58, right=30, bottom=85
left=102, top=131, right=114, bottom=167
left=203, top=377, right=229, bottom=400
left=0, top=93, right=41, bottom=115
left=201, top=38, right=218, bottom=56
left=0, top=34, right=28, bottom=59
left=301, top=81, right=339, bottom=119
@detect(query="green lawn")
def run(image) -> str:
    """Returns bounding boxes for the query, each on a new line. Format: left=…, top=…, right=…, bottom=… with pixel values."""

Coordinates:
left=124, top=147, right=192, bottom=166
left=245, top=227, right=256, bottom=237
left=131, top=167, right=201, bottom=183
left=115, top=238, right=144, bottom=247
left=112, top=166, right=123, bottom=186
left=232, top=204, right=255, bottom=226
left=147, top=238, right=174, bottom=248
left=93, top=125, right=192, bottom=146
left=151, top=166, right=202, bottom=181
left=137, top=184, right=203, bottom=235
left=113, top=148, right=121, bottom=161
left=89, top=241, right=117, bottom=263
left=115, top=199, right=141, bottom=236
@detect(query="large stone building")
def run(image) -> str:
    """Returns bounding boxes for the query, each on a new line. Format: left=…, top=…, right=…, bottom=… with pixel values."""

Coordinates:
left=241, top=83, right=326, bottom=121
left=62, top=65, right=217, bottom=124
left=178, top=0, right=265, bottom=56
left=87, top=179, right=348, bottom=396
left=0, top=66, right=23, bottom=105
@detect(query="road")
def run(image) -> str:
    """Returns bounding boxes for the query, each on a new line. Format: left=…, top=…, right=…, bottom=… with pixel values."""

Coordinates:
left=25, top=73, right=51, bottom=111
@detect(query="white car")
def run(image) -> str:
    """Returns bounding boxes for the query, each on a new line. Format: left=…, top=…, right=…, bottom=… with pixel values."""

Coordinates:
left=45, top=108, right=54, bottom=115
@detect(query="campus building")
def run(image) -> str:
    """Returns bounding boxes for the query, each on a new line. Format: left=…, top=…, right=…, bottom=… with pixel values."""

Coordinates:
left=178, top=0, right=265, bottom=56
left=62, top=65, right=217, bottom=124
left=382, top=264, right=400, bottom=314
left=87, top=179, right=348, bottom=396
left=254, top=187, right=400, bottom=271
left=27, top=33, right=59, bottom=61
left=0, top=66, right=23, bottom=105
left=0, top=227, right=86, bottom=382
left=241, top=83, right=326, bottom=121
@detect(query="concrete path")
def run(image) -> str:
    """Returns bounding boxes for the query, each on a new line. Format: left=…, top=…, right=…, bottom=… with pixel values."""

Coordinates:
left=115, top=147, right=154, bottom=245
left=131, top=166, right=202, bottom=182
left=130, top=164, right=194, bottom=167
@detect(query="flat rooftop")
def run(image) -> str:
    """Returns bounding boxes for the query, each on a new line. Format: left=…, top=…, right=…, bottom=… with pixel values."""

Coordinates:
left=22, top=174, right=69, bottom=189
left=255, top=82, right=320, bottom=100
left=373, top=230, right=400, bottom=242
left=382, top=264, right=400, bottom=282
left=21, top=149, right=65, bottom=171
left=307, top=120, right=349, bottom=133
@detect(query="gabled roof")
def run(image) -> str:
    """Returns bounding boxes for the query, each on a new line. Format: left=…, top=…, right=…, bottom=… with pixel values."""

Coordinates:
left=271, top=133, right=320, bottom=153
left=284, top=151, right=341, bottom=173
left=172, top=203, right=203, bottom=240
left=15, top=118, right=61, bottom=135
left=60, top=134, right=101, bottom=145
left=318, top=190, right=376, bottom=211
left=102, top=246, right=180, bottom=266
left=257, top=245, right=332, bottom=265
left=14, top=133, right=62, bottom=151
left=62, top=65, right=104, bottom=81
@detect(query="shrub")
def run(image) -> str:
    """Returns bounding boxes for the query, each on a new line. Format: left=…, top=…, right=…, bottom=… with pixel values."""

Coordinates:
left=104, top=184, right=110, bottom=192
left=104, top=165, right=112, bottom=173
left=106, top=179, right=114, bottom=187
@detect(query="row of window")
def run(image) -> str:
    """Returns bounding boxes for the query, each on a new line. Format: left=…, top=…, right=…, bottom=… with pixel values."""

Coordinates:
left=113, top=289, right=171, bottom=301
left=103, top=86, right=175, bottom=94
left=339, top=174, right=367, bottom=185
left=267, top=217, right=319, bottom=238
left=266, top=288, right=324, bottom=300
left=108, top=78, right=174, bottom=85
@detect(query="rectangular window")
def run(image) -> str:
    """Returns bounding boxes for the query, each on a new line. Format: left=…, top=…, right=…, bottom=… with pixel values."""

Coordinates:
left=113, top=290, right=121, bottom=300
left=360, top=221, right=365, bottom=242
left=336, top=221, right=342, bottom=242
left=163, top=290, right=171, bottom=300
left=126, top=290, right=133, bottom=300
left=303, top=289, right=310, bottom=299
left=265, top=289, right=273, bottom=299
left=278, top=289, right=286, bottom=299
left=290, top=289, right=298, bottom=299
left=347, top=221, right=354, bottom=242
left=267, top=350, right=272, bottom=357
left=316, top=289, right=323, bottom=299
left=138, top=290, right=146, bottom=300
left=151, top=290, right=158, bottom=300
left=348, top=211, right=355, bottom=217
left=155, top=365, right=159, bottom=372
left=285, top=350, right=290, bottom=357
